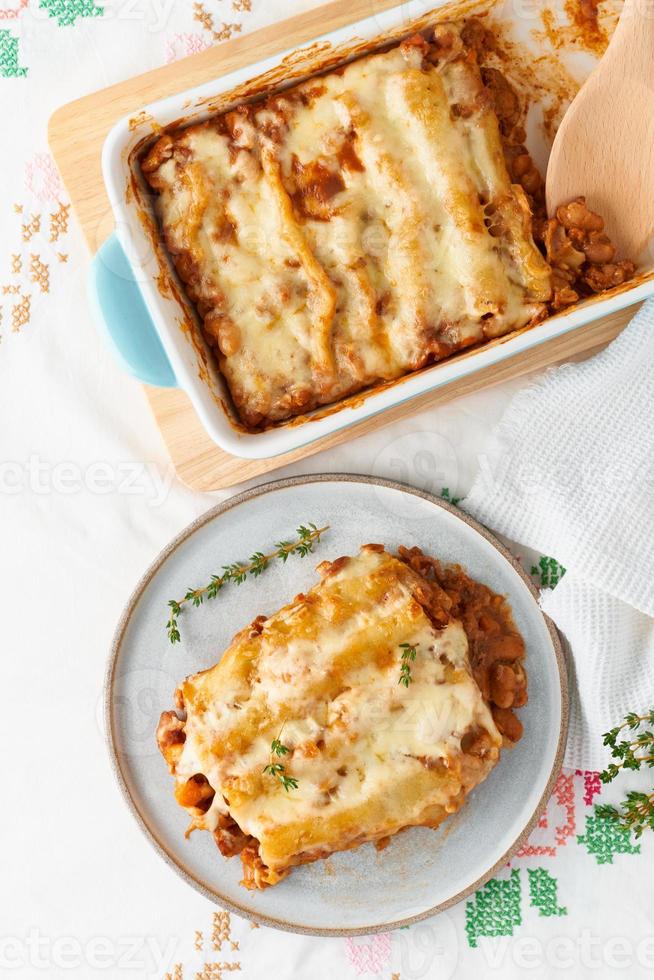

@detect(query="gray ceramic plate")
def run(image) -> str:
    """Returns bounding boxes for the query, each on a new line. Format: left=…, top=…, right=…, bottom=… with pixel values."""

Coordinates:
left=106, top=474, right=568, bottom=936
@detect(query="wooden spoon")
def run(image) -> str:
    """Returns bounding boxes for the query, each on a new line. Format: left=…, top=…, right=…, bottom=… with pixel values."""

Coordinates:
left=546, top=0, right=654, bottom=259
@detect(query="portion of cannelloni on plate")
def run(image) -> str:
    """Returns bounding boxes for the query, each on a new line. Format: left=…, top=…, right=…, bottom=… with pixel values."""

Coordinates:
left=156, top=545, right=528, bottom=889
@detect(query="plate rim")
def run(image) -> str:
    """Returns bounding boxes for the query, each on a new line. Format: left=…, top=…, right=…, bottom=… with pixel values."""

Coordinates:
left=105, top=473, right=569, bottom=937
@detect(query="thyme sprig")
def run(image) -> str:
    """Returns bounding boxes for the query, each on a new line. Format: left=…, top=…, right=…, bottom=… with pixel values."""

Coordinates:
left=398, top=642, right=418, bottom=688
left=597, top=709, right=654, bottom=838
left=263, top=733, right=298, bottom=792
left=166, top=523, right=329, bottom=644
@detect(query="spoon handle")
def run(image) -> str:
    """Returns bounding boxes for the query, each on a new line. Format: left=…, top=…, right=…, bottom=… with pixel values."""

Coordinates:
left=611, top=0, right=654, bottom=72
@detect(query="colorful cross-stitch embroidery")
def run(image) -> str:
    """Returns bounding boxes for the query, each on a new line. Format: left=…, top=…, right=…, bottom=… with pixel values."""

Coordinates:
left=38, top=0, right=103, bottom=27
left=531, top=555, right=566, bottom=588
left=552, top=773, right=576, bottom=847
left=11, top=292, right=30, bottom=331
left=579, top=770, right=602, bottom=806
left=0, top=29, right=26, bottom=77
left=1, top=163, right=72, bottom=335
left=195, top=964, right=241, bottom=980
left=211, top=911, right=231, bottom=952
left=21, top=213, right=41, bottom=242
left=25, top=152, right=64, bottom=203
left=29, top=254, right=50, bottom=294
left=345, top=934, right=392, bottom=975
left=465, top=869, right=522, bottom=949
left=162, top=908, right=242, bottom=979
left=165, top=32, right=210, bottom=64
left=193, top=1, right=242, bottom=42
left=0, top=0, right=28, bottom=20
left=49, top=202, right=70, bottom=243
left=516, top=771, right=577, bottom=858
left=528, top=868, right=567, bottom=917
left=577, top=808, right=641, bottom=864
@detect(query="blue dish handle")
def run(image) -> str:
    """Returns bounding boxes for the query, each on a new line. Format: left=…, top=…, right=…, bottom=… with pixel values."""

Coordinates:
left=89, top=233, right=177, bottom=388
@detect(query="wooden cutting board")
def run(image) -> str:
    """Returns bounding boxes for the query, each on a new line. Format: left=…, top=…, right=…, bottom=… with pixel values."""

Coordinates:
left=48, top=0, right=640, bottom=492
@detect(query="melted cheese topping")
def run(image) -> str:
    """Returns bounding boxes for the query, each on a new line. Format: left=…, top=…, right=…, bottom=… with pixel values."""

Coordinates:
left=143, top=24, right=552, bottom=428
left=168, top=548, right=502, bottom=878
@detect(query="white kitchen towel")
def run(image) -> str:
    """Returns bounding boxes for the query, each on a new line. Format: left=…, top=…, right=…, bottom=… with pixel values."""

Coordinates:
left=463, top=299, right=654, bottom=770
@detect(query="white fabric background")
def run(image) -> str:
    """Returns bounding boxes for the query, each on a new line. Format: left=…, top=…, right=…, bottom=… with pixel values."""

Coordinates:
left=463, top=303, right=654, bottom=771
left=1, top=2, right=653, bottom=978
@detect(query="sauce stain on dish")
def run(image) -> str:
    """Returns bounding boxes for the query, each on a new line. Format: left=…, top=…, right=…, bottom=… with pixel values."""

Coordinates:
left=482, top=15, right=580, bottom=143
left=485, top=0, right=620, bottom=142
left=537, top=0, right=622, bottom=57
left=155, top=269, right=173, bottom=299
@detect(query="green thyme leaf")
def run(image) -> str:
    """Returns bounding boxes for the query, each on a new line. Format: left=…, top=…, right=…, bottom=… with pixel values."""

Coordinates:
left=262, top=763, right=285, bottom=778
left=263, top=734, right=298, bottom=791
left=165, top=523, right=329, bottom=644
left=598, top=710, right=654, bottom=838
left=398, top=643, right=418, bottom=687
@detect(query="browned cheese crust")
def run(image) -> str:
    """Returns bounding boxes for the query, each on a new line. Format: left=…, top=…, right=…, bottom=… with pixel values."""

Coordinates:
left=156, top=545, right=528, bottom=889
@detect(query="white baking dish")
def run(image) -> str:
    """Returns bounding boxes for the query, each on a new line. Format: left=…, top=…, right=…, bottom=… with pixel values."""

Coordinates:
left=92, top=0, right=654, bottom=460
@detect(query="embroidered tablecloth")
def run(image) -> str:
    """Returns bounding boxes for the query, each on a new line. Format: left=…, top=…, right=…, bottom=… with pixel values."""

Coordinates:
left=1, top=2, right=653, bottom=978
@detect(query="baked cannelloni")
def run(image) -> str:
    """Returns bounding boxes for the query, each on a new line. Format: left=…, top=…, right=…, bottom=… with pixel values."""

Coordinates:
left=142, top=21, right=553, bottom=429
left=157, top=545, right=527, bottom=889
